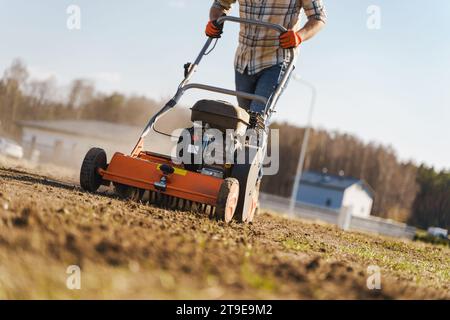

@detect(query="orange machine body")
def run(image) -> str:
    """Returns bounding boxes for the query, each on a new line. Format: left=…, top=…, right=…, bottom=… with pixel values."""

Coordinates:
left=99, top=152, right=223, bottom=206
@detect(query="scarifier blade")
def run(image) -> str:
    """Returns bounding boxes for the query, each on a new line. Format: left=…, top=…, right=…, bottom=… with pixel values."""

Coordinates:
left=150, top=191, right=156, bottom=204
left=177, top=198, right=184, bottom=211
left=184, top=200, right=191, bottom=211
left=155, top=193, right=162, bottom=206
left=140, top=190, right=213, bottom=216
left=170, top=197, right=178, bottom=210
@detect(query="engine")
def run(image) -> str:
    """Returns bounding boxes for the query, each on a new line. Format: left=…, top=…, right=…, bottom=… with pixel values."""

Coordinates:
left=176, top=99, right=252, bottom=178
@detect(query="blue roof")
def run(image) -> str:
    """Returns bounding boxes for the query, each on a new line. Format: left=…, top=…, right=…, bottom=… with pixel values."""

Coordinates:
left=300, top=171, right=374, bottom=197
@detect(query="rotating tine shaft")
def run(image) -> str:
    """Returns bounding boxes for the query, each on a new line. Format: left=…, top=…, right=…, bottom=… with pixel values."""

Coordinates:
left=145, top=191, right=213, bottom=215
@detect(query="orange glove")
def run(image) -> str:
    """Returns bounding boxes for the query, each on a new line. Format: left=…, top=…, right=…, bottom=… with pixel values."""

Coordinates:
left=279, top=30, right=302, bottom=49
left=205, top=20, right=223, bottom=38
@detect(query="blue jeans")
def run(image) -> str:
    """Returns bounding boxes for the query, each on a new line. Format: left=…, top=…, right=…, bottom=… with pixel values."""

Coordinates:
left=235, top=62, right=290, bottom=116
left=235, top=63, right=290, bottom=181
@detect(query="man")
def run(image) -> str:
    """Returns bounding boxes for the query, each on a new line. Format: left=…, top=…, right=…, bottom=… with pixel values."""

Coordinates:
left=206, top=0, right=326, bottom=118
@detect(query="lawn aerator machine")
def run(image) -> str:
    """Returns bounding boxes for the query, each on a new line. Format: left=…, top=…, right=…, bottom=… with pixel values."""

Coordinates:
left=79, top=16, right=295, bottom=223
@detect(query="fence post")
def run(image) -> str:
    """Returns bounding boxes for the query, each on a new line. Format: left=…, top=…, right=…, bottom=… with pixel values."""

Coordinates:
left=338, top=206, right=352, bottom=231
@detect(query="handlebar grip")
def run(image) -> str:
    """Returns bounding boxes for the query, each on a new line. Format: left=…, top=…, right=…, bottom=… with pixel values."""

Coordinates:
left=216, top=16, right=288, bottom=33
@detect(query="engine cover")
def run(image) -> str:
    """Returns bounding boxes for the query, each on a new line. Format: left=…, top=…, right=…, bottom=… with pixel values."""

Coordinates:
left=191, top=100, right=250, bottom=136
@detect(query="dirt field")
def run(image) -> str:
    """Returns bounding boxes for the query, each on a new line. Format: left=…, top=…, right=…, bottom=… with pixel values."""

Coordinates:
left=0, top=160, right=449, bottom=299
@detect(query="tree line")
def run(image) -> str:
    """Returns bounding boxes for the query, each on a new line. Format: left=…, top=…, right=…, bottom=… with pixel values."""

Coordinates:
left=262, top=123, right=449, bottom=230
left=0, top=59, right=161, bottom=138
left=0, top=59, right=448, bottom=230
left=409, top=166, right=450, bottom=230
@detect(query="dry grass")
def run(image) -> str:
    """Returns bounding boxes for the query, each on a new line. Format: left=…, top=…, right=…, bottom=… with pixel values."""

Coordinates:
left=0, top=162, right=449, bottom=300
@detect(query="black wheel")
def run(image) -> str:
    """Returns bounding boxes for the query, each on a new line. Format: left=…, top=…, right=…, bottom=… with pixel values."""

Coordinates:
left=114, top=183, right=144, bottom=202
left=231, top=146, right=262, bottom=223
left=215, top=178, right=240, bottom=223
left=80, top=148, right=107, bottom=192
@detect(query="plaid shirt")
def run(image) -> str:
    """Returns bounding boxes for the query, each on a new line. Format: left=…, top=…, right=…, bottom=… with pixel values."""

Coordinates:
left=212, top=0, right=326, bottom=74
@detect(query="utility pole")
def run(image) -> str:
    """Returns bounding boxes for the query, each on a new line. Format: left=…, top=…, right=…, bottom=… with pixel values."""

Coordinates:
left=289, top=75, right=317, bottom=215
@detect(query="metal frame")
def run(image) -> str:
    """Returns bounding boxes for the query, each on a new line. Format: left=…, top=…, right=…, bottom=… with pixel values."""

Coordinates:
left=134, top=16, right=296, bottom=154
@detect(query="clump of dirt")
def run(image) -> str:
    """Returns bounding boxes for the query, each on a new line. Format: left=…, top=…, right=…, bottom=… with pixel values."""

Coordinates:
left=0, top=165, right=449, bottom=299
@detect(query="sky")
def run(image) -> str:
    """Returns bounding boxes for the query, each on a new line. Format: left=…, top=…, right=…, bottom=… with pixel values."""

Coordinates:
left=0, top=0, right=449, bottom=170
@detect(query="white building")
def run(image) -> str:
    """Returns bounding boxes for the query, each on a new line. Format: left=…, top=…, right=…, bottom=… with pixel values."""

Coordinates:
left=17, top=117, right=192, bottom=168
left=297, top=171, right=375, bottom=218
left=17, top=120, right=142, bottom=167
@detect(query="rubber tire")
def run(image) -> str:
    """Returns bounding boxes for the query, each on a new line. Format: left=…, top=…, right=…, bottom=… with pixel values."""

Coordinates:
left=115, top=183, right=144, bottom=202
left=247, top=181, right=261, bottom=223
left=231, top=146, right=261, bottom=224
left=215, top=178, right=240, bottom=223
left=80, top=148, right=107, bottom=192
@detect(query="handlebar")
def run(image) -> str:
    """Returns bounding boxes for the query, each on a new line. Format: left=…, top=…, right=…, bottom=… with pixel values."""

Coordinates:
left=217, top=15, right=288, bottom=34
left=139, top=16, right=297, bottom=140
left=182, top=16, right=296, bottom=107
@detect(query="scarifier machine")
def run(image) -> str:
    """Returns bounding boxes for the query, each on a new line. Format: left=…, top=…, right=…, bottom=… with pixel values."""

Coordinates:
left=79, top=16, right=295, bottom=223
